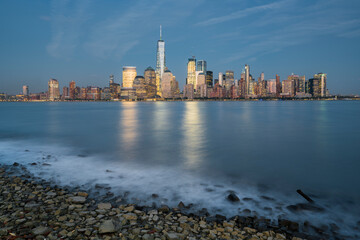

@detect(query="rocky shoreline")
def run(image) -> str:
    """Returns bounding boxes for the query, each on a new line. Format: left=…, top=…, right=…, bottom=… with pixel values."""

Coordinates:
left=0, top=163, right=336, bottom=240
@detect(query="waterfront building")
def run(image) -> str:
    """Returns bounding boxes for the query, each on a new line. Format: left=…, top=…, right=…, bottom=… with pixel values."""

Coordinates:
left=156, top=25, right=166, bottom=96
left=225, top=70, right=234, bottom=90
left=62, top=86, right=69, bottom=100
left=22, top=85, right=29, bottom=96
left=69, top=81, right=76, bottom=99
left=313, top=73, right=327, bottom=97
left=144, top=66, right=157, bottom=98
left=109, top=74, right=114, bottom=84
left=183, top=84, right=194, bottom=99
left=206, top=71, right=213, bottom=87
left=133, top=76, right=147, bottom=99
left=218, top=72, right=223, bottom=86
left=245, top=64, right=250, bottom=95
left=196, top=73, right=207, bottom=97
left=276, top=74, right=281, bottom=97
left=282, top=79, right=295, bottom=97
left=80, top=87, right=87, bottom=100
left=161, top=69, right=179, bottom=98
left=122, top=66, right=137, bottom=88
left=187, top=57, right=196, bottom=89
left=266, top=79, right=276, bottom=95
left=48, top=78, right=60, bottom=101
left=196, top=73, right=206, bottom=88
left=101, top=87, right=111, bottom=100
left=109, top=82, right=121, bottom=100
left=239, top=78, right=246, bottom=97
left=288, top=74, right=306, bottom=95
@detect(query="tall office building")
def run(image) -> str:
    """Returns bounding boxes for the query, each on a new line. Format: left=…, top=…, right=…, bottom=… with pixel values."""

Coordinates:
left=69, top=81, right=76, bottom=99
left=144, top=66, right=157, bottom=98
left=218, top=72, right=223, bottom=86
left=22, top=85, right=29, bottom=96
left=156, top=25, right=166, bottom=95
left=161, top=69, right=179, bottom=98
left=122, top=66, right=137, bottom=88
left=48, top=79, right=60, bottom=101
left=260, top=72, right=265, bottom=81
left=225, top=70, right=234, bottom=90
left=109, top=75, right=114, bottom=84
left=62, top=86, right=69, bottom=99
left=309, top=73, right=327, bottom=97
left=187, top=57, right=196, bottom=89
left=245, top=64, right=250, bottom=95
left=276, top=74, right=281, bottom=97
left=196, top=60, right=207, bottom=73
left=206, top=71, right=213, bottom=87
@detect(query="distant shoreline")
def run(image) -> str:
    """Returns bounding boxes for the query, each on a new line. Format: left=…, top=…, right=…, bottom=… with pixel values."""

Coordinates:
left=1, top=96, right=360, bottom=102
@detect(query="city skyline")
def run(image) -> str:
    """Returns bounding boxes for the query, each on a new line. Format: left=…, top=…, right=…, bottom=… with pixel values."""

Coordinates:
left=0, top=0, right=360, bottom=95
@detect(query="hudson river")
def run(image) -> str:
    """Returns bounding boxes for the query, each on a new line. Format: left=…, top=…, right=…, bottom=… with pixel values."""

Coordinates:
left=1, top=101, right=359, bottom=237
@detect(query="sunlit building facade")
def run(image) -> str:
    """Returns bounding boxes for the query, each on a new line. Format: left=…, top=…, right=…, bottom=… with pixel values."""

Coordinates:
left=156, top=26, right=166, bottom=96
left=122, top=66, right=137, bottom=88
left=187, top=57, right=196, bottom=90
left=22, top=85, right=29, bottom=96
left=48, top=78, right=60, bottom=101
left=144, top=66, right=157, bottom=98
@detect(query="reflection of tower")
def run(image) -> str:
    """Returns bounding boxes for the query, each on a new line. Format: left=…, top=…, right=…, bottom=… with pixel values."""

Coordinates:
left=120, top=103, right=138, bottom=151
left=183, top=102, right=204, bottom=168
left=156, top=25, right=166, bottom=96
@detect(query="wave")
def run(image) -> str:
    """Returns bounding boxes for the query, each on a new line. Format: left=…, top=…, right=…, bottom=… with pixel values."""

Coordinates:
left=0, top=139, right=359, bottom=239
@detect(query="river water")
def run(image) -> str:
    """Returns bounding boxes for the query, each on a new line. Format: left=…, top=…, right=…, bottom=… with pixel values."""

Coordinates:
left=0, top=101, right=359, bottom=238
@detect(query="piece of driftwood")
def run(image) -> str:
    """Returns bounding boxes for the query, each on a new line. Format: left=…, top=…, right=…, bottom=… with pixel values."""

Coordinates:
left=296, top=189, right=314, bottom=203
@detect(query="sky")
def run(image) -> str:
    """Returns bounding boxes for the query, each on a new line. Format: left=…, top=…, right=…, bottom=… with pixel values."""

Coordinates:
left=0, top=0, right=360, bottom=95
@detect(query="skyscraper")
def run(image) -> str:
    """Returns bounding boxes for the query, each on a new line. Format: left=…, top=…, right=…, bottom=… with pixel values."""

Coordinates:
left=144, top=66, right=157, bottom=98
left=122, top=66, right=137, bottom=88
left=225, top=70, right=234, bottom=90
left=310, top=73, right=327, bottom=97
left=276, top=74, right=281, bottom=97
left=206, top=71, right=213, bottom=87
left=218, top=72, right=223, bottom=86
left=245, top=64, right=250, bottom=95
left=48, top=79, right=60, bottom=101
left=156, top=25, right=166, bottom=96
left=196, top=60, right=207, bottom=73
left=187, top=57, right=196, bottom=90
left=69, top=80, right=76, bottom=99
left=22, top=85, right=29, bottom=96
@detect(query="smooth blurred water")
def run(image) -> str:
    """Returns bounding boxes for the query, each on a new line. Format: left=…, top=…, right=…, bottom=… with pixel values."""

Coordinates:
left=1, top=101, right=360, bottom=237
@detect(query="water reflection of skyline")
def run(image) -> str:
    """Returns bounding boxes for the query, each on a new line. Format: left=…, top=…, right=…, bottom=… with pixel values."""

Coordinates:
left=182, top=102, right=205, bottom=169
left=119, top=102, right=138, bottom=153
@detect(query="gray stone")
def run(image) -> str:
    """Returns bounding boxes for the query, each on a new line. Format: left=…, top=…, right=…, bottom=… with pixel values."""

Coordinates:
left=99, top=220, right=116, bottom=234
left=32, top=226, right=51, bottom=236
left=69, top=196, right=86, bottom=204
left=98, top=202, right=112, bottom=210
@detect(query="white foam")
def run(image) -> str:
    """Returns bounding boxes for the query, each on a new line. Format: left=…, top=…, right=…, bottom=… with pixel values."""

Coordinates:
left=0, top=139, right=359, bottom=239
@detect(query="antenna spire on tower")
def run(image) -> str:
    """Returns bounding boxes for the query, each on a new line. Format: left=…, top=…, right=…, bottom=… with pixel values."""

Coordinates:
left=160, top=25, right=162, bottom=40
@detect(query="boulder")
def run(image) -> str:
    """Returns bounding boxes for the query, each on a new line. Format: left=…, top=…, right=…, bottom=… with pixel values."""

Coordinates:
left=99, top=220, right=116, bottom=234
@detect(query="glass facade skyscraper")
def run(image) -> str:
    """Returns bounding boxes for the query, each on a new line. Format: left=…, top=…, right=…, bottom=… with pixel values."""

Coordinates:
left=156, top=25, right=166, bottom=96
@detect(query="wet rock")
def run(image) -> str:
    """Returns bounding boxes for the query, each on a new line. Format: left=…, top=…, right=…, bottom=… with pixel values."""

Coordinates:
left=30, top=162, right=37, bottom=166
left=227, top=192, right=240, bottom=202
left=279, top=219, right=299, bottom=232
left=13, top=162, right=19, bottom=166
left=69, top=196, right=86, bottom=204
left=178, top=201, right=185, bottom=208
left=99, top=220, right=116, bottom=234
left=32, top=226, right=51, bottom=236
left=286, top=203, right=324, bottom=213
left=98, top=202, right=112, bottom=210
left=77, top=191, right=88, bottom=197
left=158, top=205, right=170, bottom=213
left=151, top=193, right=159, bottom=198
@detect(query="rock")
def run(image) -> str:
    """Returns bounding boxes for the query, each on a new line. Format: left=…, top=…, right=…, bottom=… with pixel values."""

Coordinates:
left=123, top=213, right=137, bottom=220
left=279, top=219, right=299, bottom=232
left=124, top=205, right=135, bottom=212
left=151, top=193, right=159, bottom=198
left=32, top=226, right=51, bottom=236
left=158, top=205, right=170, bottom=213
left=31, top=162, right=37, bottom=165
left=77, top=192, right=88, bottom=197
left=98, top=202, right=112, bottom=210
left=178, top=201, right=185, bottom=208
left=13, top=162, right=19, bottom=166
left=69, top=196, right=86, bottom=204
left=99, top=220, right=116, bottom=234
left=165, top=232, right=183, bottom=240
left=227, top=192, right=240, bottom=202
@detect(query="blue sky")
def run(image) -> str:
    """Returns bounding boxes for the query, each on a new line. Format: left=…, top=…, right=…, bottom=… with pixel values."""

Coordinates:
left=0, top=0, right=360, bottom=95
